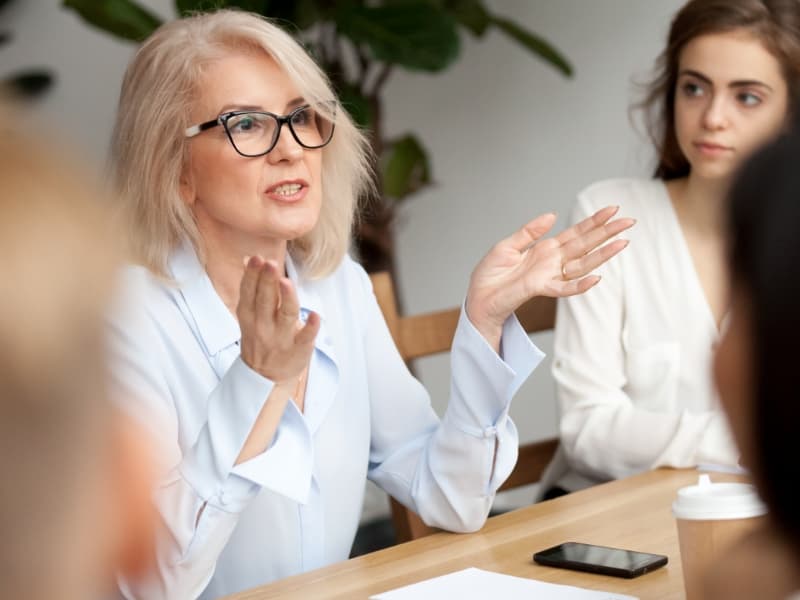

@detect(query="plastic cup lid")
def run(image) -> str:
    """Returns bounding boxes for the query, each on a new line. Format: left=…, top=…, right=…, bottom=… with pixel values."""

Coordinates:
left=672, top=474, right=768, bottom=520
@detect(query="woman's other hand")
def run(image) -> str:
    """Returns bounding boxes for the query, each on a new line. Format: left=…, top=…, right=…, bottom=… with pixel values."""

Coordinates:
left=237, top=255, right=319, bottom=385
left=466, top=205, right=634, bottom=350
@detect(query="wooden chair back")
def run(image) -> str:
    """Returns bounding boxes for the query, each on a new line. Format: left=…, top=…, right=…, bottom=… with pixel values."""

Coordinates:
left=369, top=271, right=559, bottom=542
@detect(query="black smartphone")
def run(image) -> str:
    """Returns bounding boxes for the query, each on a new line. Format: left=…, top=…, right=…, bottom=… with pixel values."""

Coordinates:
left=532, top=542, right=668, bottom=578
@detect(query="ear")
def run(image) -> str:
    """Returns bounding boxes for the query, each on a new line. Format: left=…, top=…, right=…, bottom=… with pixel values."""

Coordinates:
left=179, top=163, right=196, bottom=206
left=108, top=413, right=158, bottom=580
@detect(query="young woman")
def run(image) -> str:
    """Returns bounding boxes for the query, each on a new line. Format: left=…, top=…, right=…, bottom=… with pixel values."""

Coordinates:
left=543, top=0, right=800, bottom=496
left=106, top=10, right=632, bottom=599
left=705, top=116, right=800, bottom=600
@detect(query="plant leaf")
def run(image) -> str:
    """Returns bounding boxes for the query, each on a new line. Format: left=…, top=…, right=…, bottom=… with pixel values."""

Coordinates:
left=262, top=0, right=321, bottom=30
left=443, top=0, right=490, bottom=37
left=337, top=83, right=373, bottom=129
left=232, top=0, right=268, bottom=8
left=2, top=70, right=54, bottom=98
left=62, top=0, right=162, bottom=42
left=490, top=16, right=572, bottom=77
left=175, top=0, right=227, bottom=15
left=336, top=3, right=459, bottom=72
left=174, top=1, right=317, bottom=29
left=381, top=134, right=432, bottom=200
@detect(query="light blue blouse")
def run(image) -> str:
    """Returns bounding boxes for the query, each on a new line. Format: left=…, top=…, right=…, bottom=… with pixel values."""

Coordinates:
left=110, top=243, right=543, bottom=599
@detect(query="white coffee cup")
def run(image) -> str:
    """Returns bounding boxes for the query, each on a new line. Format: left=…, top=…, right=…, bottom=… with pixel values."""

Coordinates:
left=672, top=474, right=767, bottom=600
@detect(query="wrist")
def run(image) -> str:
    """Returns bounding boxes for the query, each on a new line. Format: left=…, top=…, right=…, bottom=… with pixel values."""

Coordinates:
left=464, top=299, right=503, bottom=354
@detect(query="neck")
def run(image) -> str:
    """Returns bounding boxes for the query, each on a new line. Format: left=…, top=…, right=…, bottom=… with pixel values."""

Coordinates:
left=201, top=231, right=288, bottom=314
left=669, top=173, right=729, bottom=237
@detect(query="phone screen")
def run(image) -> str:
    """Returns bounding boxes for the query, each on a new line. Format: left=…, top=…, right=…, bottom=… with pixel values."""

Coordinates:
left=533, top=542, right=668, bottom=578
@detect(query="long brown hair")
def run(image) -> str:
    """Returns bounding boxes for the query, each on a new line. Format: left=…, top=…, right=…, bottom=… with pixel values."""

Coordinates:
left=638, top=0, right=800, bottom=180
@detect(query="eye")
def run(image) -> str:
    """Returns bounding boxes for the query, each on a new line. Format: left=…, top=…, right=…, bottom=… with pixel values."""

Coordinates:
left=228, top=113, right=264, bottom=134
left=291, top=107, right=313, bottom=127
left=737, top=91, right=762, bottom=107
left=681, top=81, right=705, bottom=98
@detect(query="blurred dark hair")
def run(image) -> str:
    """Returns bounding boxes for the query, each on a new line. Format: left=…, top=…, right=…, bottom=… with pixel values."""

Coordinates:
left=637, top=0, right=800, bottom=180
left=727, top=121, right=800, bottom=549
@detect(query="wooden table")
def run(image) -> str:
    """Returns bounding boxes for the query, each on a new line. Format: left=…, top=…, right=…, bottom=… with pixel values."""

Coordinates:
left=224, top=468, right=744, bottom=599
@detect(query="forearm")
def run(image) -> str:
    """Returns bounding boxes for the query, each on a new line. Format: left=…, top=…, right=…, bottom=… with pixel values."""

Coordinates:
left=118, top=470, right=253, bottom=599
left=560, top=403, right=737, bottom=479
left=369, top=309, right=541, bottom=531
left=235, top=381, right=293, bottom=464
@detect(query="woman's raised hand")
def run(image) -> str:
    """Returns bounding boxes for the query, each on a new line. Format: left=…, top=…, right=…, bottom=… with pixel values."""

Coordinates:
left=236, top=255, right=319, bottom=385
left=465, top=205, right=634, bottom=350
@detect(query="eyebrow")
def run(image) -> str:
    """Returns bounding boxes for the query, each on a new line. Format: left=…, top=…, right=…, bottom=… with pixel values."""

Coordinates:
left=679, top=69, right=774, bottom=92
left=217, top=97, right=307, bottom=115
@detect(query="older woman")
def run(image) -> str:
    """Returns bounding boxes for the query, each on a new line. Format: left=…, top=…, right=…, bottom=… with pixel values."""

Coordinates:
left=108, top=9, right=632, bottom=599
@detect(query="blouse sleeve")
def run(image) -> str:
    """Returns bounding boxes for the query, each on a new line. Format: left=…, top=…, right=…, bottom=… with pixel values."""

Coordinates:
left=552, top=192, right=737, bottom=482
left=110, top=271, right=311, bottom=599
left=360, top=267, right=545, bottom=531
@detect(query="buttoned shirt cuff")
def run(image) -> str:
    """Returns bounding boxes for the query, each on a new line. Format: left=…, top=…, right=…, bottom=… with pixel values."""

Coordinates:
left=445, top=303, right=544, bottom=435
left=231, top=402, right=313, bottom=505
left=180, top=357, right=275, bottom=511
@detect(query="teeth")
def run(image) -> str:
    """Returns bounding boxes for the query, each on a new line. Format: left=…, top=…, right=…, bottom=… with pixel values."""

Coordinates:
left=273, top=183, right=301, bottom=196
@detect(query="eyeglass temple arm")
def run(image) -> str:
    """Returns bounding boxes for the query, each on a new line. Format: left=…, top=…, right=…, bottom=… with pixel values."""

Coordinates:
left=185, top=119, right=220, bottom=138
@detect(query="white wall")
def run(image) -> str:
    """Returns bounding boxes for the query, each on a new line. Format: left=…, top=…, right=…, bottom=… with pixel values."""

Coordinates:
left=1, top=0, right=176, bottom=163
left=1, top=0, right=683, bottom=516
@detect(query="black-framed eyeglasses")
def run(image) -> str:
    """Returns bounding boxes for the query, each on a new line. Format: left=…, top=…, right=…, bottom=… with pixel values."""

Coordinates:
left=184, top=101, right=336, bottom=157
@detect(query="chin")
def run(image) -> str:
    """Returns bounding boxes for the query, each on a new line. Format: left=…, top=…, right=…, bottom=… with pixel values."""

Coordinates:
left=283, top=221, right=317, bottom=241
left=691, top=162, right=735, bottom=182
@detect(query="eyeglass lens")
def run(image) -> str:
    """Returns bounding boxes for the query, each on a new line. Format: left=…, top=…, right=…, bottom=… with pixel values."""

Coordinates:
left=225, top=104, right=334, bottom=156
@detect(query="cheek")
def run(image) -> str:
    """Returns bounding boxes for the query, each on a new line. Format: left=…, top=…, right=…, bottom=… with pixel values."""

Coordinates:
left=308, top=154, right=324, bottom=201
left=673, top=100, right=695, bottom=150
left=194, top=154, right=261, bottom=201
left=744, top=110, right=787, bottom=152
left=308, top=152, right=323, bottom=181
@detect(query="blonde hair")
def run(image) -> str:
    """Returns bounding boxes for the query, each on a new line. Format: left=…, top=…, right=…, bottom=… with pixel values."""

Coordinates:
left=112, top=9, right=374, bottom=279
left=0, top=113, right=121, bottom=598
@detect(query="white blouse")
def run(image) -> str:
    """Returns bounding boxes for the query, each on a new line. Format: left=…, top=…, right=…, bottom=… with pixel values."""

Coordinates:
left=109, top=244, right=543, bottom=599
left=546, top=178, right=738, bottom=492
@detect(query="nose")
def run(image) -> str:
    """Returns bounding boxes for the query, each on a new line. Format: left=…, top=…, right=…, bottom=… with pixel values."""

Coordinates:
left=701, top=94, right=729, bottom=131
left=267, top=123, right=303, bottom=164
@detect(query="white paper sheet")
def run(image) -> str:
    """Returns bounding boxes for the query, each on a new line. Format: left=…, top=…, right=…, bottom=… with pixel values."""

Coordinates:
left=369, top=567, right=638, bottom=600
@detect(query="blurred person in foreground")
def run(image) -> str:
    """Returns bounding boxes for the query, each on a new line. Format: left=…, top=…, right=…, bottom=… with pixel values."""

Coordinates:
left=0, top=110, right=154, bottom=599
left=705, top=122, right=800, bottom=600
